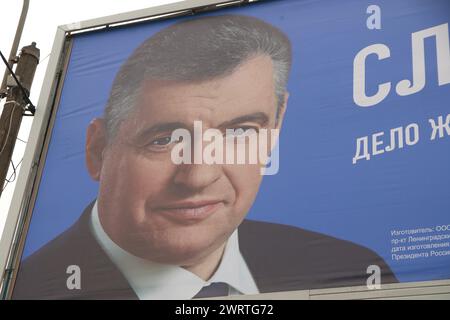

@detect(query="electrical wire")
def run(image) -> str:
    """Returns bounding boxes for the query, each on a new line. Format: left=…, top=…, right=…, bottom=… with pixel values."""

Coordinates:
left=0, top=100, right=21, bottom=156
left=2, top=158, right=23, bottom=192
left=5, top=160, right=17, bottom=183
left=40, top=52, right=50, bottom=64
left=0, top=49, right=35, bottom=114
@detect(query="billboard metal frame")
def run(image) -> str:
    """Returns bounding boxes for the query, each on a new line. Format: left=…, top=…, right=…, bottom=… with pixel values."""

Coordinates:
left=1, top=0, right=449, bottom=300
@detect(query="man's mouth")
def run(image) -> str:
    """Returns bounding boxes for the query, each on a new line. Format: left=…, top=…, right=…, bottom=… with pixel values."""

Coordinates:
left=154, top=200, right=224, bottom=222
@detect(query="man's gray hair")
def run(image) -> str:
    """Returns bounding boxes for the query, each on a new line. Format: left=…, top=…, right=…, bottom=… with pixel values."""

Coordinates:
left=104, top=14, right=292, bottom=140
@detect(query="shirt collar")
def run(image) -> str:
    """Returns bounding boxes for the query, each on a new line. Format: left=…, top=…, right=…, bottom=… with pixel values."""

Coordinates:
left=90, top=201, right=259, bottom=299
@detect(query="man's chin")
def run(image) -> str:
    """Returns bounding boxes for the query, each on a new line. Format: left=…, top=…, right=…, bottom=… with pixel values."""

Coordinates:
left=122, top=238, right=224, bottom=266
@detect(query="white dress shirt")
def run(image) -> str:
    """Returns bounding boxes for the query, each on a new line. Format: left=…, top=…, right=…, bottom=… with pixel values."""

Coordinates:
left=90, top=201, right=259, bottom=299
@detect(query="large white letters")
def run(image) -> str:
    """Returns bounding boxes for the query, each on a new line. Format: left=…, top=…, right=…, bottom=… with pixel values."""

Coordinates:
left=353, top=23, right=450, bottom=107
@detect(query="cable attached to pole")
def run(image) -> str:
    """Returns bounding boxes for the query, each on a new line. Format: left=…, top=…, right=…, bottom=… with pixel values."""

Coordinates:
left=0, top=49, right=35, bottom=115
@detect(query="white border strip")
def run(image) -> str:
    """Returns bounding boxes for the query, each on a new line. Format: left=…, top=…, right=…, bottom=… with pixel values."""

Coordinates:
left=0, top=27, right=67, bottom=285
left=60, top=0, right=249, bottom=33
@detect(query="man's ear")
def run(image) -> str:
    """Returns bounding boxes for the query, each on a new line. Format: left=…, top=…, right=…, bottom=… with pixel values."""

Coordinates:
left=275, top=91, right=289, bottom=130
left=86, top=118, right=107, bottom=181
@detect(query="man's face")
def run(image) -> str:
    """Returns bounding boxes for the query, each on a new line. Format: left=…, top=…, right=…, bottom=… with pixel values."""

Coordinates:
left=86, top=55, right=287, bottom=266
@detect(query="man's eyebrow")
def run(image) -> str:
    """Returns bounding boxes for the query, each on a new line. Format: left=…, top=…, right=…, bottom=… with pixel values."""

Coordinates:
left=219, top=112, right=270, bottom=129
left=135, top=122, right=188, bottom=139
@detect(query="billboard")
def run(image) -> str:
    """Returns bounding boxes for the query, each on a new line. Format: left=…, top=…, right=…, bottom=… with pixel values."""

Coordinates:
left=3, top=0, right=450, bottom=299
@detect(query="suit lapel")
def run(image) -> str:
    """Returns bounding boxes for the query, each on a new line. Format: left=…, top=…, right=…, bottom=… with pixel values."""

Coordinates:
left=66, top=201, right=138, bottom=299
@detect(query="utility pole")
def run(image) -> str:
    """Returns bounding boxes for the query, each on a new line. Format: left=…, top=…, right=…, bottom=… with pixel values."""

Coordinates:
left=0, top=0, right=29, bottom=99
left=0, top=43, right=40, bottom=196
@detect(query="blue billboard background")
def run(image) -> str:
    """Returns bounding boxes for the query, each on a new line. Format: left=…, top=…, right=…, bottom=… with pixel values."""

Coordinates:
left=21, top=0, right=450, bottom=283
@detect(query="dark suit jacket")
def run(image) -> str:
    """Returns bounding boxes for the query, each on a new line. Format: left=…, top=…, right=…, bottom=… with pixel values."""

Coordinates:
left=12, top=203, right=398, bottom=299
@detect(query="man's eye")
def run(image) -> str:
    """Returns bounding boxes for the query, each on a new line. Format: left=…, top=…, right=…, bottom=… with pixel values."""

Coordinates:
left=150, top=136, right=172, bottom=146
left=148, top=135, right=183, bottom=147
left=227, top=126, right=258, bottom=137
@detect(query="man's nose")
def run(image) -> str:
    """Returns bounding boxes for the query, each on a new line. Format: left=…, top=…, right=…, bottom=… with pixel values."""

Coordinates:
left=173, top=162, right=221, bottom=191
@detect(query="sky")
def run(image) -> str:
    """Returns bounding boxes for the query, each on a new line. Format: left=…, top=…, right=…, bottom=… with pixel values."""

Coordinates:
left=0, top=0, right=182, bottom=246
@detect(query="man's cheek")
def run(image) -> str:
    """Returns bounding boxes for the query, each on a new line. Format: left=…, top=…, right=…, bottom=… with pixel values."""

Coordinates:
left=128, top=157, right=174, bottom=183
left=233, top=181, right=260, bottom=213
